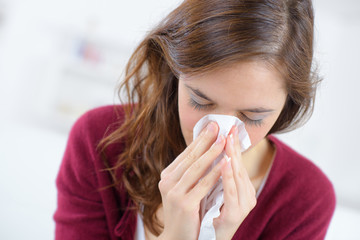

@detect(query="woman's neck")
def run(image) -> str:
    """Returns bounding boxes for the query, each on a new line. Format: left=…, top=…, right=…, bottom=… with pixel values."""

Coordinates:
left=241, top=137, right=275, bottom=184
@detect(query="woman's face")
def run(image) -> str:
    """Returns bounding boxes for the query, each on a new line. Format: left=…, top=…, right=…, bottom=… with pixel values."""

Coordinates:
left=178, top=61, right=287, bottom=151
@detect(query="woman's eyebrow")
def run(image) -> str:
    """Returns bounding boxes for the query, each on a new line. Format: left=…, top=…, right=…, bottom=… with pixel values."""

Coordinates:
left=184, top=84, right=275, bottom=113
left=185, top=84, right=213, bottom=101
left=243, top=108, right=275, bottom=113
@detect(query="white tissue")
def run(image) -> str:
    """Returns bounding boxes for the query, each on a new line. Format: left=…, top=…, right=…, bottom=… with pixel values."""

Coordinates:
left=193, top=114, right=251, bottom=240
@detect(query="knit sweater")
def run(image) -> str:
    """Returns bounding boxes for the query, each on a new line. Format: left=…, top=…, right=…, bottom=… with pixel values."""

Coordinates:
left=54, top=105, right=336, bottom=240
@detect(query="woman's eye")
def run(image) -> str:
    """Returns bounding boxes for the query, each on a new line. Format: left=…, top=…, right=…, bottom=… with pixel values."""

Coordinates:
left=189, top=98, right=264, bottom=127
left=188, top=98, right=213, bottom=110
left=238, top=113, right=263, bottom=127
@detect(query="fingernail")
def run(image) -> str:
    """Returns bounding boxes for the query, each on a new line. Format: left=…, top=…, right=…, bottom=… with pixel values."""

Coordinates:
left=216, top=135, right=224, bottom=144
left=207, top=122, right=216, bottom=133
left=234, top=126, right=239, bottom=136
left=226, top=159, right=232, bottom=169
left=229, top=133, right=234, bottom=145
left=224, top=154, right=231, bottom=162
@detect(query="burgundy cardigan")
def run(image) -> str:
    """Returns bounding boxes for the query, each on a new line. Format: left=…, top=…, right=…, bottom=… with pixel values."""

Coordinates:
left=54, top=105, right=336, bottom=240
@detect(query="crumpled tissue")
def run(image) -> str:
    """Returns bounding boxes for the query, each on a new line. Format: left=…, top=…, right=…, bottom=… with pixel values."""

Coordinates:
left=192, top=114, right=252, bottom=240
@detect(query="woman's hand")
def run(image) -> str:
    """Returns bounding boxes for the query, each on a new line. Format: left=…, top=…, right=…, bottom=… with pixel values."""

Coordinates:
left=158, top=122, right=227, bottom=240
left=213, top=126, right=257, bottom=240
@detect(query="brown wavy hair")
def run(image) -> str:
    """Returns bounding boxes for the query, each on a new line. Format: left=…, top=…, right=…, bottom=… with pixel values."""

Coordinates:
left=98, top=0, right=321, bottom=236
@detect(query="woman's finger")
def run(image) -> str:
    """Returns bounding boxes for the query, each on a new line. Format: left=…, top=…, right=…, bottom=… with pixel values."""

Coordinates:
left=216, top=131, right=241, bottom=222
left=188, top=156, right=226, bottom=203
left=226, top=126, right=257, bottom=209
left=232, top=126, right=242, bottom=159
left=175, top=135, right=226, bottom=193
left=221, top=157, right=239, bottom=212
left=226, top=126, right=249, bottom=193
left=213, top=126, right=257, bottom=240
left=161, top=121, right=218, bottom=180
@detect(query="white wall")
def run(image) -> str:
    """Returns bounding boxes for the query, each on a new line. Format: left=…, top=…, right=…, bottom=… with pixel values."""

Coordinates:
left=277, top=0, right=360, bottom=208
left=0, top=0, right=359, bottom=239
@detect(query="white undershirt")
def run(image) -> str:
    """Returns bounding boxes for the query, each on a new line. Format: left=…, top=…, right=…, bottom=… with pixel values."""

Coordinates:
left=134, top=211, right=146, bottom=240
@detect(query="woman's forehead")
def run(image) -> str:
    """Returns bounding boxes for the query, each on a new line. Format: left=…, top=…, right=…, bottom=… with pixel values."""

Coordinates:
left=180, top=61, right=285, bottom=92
left=180, top=61, right=287, bottom=109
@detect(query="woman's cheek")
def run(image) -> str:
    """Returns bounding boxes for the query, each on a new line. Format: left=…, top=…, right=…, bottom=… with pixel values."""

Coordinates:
left=246, top=128, right=265, bottom=149
left=178, top=103, right=205, bottom=146
left=245, top=121, right=274, bottom=148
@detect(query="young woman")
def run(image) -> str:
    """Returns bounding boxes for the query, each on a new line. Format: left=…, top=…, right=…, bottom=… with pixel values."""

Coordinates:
left=54, top=0, right=336, bottom=239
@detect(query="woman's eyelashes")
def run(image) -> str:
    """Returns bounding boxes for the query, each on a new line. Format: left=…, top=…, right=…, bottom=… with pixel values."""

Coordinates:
left=188, top=98, right=212, bottom=110
left=237, top=112, right=264, bottom=127
left=188, top=98, right=264, bottom=127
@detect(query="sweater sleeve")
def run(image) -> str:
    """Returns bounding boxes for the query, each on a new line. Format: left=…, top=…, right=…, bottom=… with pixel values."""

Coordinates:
left=53, top=111, right=111, bottom=240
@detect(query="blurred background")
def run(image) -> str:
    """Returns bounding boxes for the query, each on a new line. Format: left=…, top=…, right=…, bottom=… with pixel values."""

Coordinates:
left=0, top=0, right=359, bottom=239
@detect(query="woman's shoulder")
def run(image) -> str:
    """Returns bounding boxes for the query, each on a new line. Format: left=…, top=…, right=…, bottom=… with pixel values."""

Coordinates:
left=58, top=104, right=130, bottom=196
left=267, top=135, right=334, bottom=189
left=64, top=104, right=128, bottom=165
left=266, top=134, right=336, bottom=205
left=71, top=104, right=126, bottom=136
left=239, top=136, right=336, bottom=239
left=55, top=104, right=133, bottom=239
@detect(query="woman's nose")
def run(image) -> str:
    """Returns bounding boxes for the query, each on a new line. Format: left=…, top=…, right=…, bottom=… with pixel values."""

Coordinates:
left=211, top=110, right=238, bottom=118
